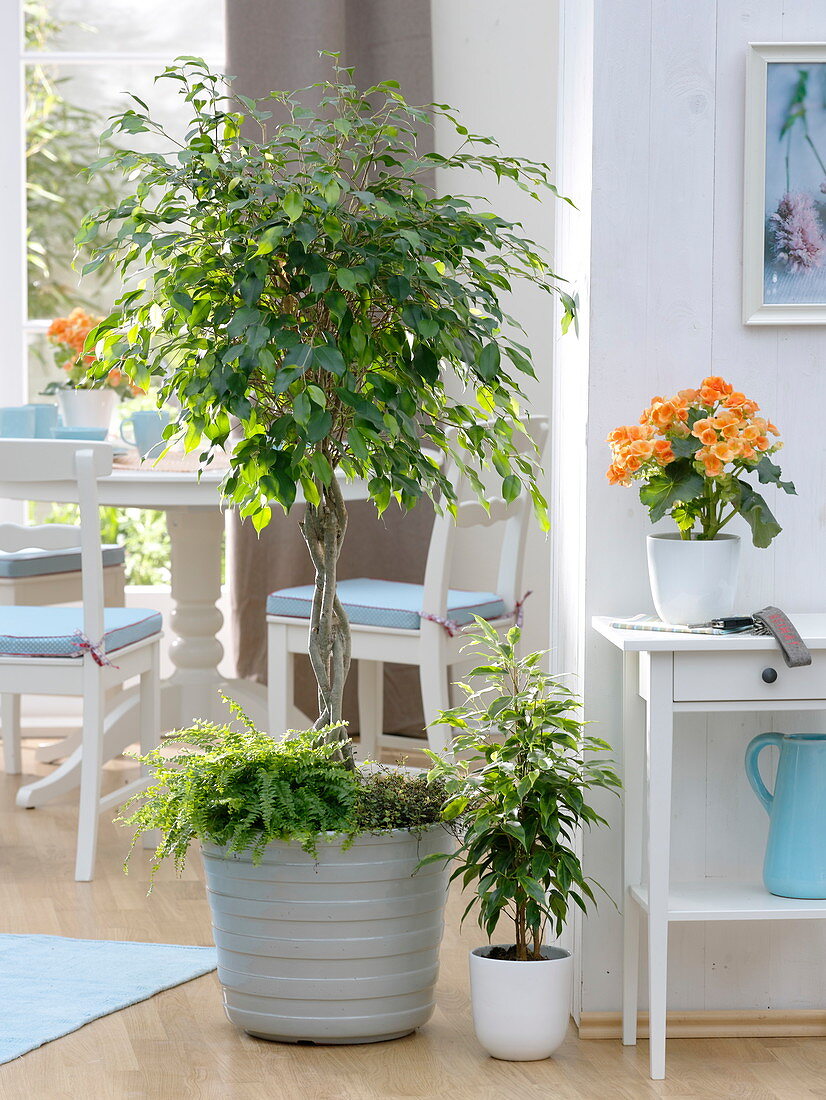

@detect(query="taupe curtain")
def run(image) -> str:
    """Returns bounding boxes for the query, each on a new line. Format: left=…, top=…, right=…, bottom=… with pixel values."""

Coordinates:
left=226, top=0, right=434, bottom=735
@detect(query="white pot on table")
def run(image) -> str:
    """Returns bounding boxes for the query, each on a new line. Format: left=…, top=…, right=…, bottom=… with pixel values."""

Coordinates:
left=646, top=532, right=741, bottom=626
left=57, top=388, right=116, bottom=431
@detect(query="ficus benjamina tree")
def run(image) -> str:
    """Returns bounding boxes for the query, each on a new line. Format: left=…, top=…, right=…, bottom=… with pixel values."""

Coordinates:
left=422, top=621, right=620, bottom=961
left=77, top=56, right=575, bottom=768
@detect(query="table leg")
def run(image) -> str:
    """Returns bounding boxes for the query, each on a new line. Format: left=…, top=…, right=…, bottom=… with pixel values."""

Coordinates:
left=646, top=651, right=674, bottom=1080
left=166, top=506, right=226, bottom=723
left=622, top=651, right=645, bottom=1045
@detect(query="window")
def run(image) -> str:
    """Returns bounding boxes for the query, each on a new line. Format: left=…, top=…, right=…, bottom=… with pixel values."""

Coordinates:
left=4, top=0, right=225, bottom=401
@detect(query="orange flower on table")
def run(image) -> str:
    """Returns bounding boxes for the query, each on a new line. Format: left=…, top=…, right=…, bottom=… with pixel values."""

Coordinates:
left=607, top=462, right=631, bottom=486
left=723, top=391, right=760, bottom=417
left=710, top=440, right=738, bottom=464
left=646, top=394, right=692, bottom=431
left=699, top=375, right=733, bottom=404
left=607, top=374, right=793, bottom=544
left=627, top=438, right=655, bottom=461
left=697, top=449, right=724, bottom=477
left=652, top=439, right=675, bottom=465
left=691, top=418, right=718, bottom=447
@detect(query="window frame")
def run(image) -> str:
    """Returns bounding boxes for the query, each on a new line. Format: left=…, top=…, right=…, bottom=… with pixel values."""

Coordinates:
left=5, top=2, right=224, bottom=400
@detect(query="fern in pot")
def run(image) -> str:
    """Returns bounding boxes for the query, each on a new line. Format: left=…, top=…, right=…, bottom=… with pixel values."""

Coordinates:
left=424, top=621, right=620, bottom=1061
left=81, top=57, right=573, bottom=1044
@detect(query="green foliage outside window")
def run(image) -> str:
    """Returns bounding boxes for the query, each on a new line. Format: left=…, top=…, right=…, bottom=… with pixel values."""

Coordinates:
left=25, top=0, right=116, bottom=317
left=43, top=502, right=171, bottom=586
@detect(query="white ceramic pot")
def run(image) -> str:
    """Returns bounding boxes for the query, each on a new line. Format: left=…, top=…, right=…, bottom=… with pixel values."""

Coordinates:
left=469, top=944, right=572, bottom=1060
left=57, top=388, right=116, bottom=431
left=647, top=532, right=741, bottom=625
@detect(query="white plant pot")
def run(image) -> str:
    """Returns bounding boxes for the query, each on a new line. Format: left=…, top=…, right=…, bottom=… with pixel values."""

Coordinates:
left=469, top=944, right=572, bottom=1060
left=647, top=532, right=741, bottom=626
left=57, top=388, right=116, bottom=431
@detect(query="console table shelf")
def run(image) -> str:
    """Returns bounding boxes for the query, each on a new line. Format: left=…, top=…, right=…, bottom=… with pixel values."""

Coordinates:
left=593, top=613, right=826, bottom=1080
left=629, top=881, right=826, bottom=922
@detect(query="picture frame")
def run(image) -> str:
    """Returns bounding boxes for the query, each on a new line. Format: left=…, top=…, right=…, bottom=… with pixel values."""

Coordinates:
left=744, top=42, right=826, bottom=325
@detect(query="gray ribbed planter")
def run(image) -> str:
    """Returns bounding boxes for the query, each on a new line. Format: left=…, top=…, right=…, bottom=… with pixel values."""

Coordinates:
left=201, top=824, right=451, bottom=1045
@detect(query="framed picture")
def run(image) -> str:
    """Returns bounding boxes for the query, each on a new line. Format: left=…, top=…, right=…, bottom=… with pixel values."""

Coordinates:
left=744, top=43, right=826, bottom=325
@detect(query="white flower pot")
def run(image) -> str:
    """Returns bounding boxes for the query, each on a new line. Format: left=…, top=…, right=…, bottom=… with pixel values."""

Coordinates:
left=57, top=388, right=116, bottom=431
left=646, top=532, right=741, bottom=625
left=469, top=944, right=572, bottom=1060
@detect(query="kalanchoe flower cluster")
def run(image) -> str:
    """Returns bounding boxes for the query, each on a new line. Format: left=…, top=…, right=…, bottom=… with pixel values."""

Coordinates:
left=47, top=308, right=143, bottom=399
left=606, top=377, right=794, bottom=547
left=770, top=191, right=826, bottom=272
left=607, top=376, right=780, bottom=486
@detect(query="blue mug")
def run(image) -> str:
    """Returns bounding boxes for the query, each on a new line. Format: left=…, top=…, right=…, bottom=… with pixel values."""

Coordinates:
left=121, top=409, right=172, bottom=458
left=24, top=402, right=59, bottom=438
left=0, top=406, right=36, bottom=438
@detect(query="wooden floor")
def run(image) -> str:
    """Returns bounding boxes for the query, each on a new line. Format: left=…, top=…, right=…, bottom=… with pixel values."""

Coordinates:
left=4, top=744, right=826, bottom=1099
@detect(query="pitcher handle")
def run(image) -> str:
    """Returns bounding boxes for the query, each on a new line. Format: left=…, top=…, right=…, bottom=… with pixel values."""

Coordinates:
left=745, top=733, right=784, bottom=814
left=120, top=416, right=136, bottom=447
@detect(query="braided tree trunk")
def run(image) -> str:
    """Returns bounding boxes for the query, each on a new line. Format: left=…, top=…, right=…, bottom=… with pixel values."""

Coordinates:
left=299, top=472, right=355, bottom=770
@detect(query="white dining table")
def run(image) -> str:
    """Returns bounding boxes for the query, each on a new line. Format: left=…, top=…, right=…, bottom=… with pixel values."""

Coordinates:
left=0, top=450, right=368, bottom=808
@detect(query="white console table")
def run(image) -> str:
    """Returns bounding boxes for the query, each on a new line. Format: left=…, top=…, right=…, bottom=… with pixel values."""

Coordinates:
left=593, top=613, right=826, bottom=1080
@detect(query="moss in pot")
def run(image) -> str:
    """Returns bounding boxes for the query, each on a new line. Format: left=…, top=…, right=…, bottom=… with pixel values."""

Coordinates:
left=423, top=620, right=621, bottom=1060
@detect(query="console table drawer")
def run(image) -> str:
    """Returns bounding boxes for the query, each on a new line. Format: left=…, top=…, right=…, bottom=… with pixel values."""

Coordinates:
left=673, top=651, right=826, bottom=702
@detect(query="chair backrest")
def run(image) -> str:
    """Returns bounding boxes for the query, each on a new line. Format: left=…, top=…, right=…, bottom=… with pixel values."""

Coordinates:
left=0, top=441, right=114, bottom=650
left=421, top=416, right=549, bottom=628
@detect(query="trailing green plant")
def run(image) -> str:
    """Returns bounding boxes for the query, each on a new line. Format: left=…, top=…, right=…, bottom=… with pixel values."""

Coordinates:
left=77, top=56, right=574, bottom=765
left=121, top=698, right=447, bottom=878
left=423, top=621, right=621, bottom=962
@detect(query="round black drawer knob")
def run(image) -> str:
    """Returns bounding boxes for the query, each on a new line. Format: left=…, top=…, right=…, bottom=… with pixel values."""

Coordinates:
left=762, top=667, right=778, bottom=684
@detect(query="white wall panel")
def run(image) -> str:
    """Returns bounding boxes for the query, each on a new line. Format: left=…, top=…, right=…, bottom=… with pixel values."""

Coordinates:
left=558, top=0, right=826, bottom=1013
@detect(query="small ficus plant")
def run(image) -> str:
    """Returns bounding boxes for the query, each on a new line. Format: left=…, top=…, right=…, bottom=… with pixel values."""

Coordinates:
left=78, top=56, right=574, bottom=764
left=424, top=621, right=620, bottom=962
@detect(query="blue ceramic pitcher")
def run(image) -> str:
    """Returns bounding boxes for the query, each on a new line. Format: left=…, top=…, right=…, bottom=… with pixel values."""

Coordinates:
left=745, top=733, right=826, bottom=899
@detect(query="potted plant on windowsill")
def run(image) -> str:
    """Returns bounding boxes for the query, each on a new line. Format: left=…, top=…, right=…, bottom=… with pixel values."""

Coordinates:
left=424, top=620, right=620, bottom=1061
left=606, top=376, right=795, bottom=625
left=43, top=307, right=143, bottom=430
left=78, top=56, right=574, bottom=1044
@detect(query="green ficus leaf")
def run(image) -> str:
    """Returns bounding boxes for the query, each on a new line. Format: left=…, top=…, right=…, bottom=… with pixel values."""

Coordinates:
left=282, top=191, right=305, bottom=222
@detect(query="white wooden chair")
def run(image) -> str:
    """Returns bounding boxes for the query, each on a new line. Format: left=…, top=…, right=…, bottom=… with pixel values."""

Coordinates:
left=0, top=441, right=162, bottom=881
left=0, top=545, right=126, bottom=607
left=0, top=540, right=127, bottom=767
left=266, top=418, right=548, bottom=758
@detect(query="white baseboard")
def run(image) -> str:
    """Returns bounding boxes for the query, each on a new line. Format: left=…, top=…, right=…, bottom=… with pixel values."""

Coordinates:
left=578, top=1009, right=826, bottom=1039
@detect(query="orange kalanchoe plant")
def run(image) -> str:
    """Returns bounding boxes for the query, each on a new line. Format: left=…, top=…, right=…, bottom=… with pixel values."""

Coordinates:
left=44, top=307, right=142, bottom=399
left=607, top=376, right=795, bottom=546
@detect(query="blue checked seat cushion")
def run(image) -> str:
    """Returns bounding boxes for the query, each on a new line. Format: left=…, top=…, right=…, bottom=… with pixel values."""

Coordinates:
left=0, top=607, right=162, bottom=658
left=266, top=577, right=507, bottom=631
left=0, top=544, right=125, bottom=579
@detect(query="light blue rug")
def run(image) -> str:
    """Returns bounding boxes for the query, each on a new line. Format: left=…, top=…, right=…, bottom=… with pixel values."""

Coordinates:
left=0, top=934, right=217, bottom=1064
